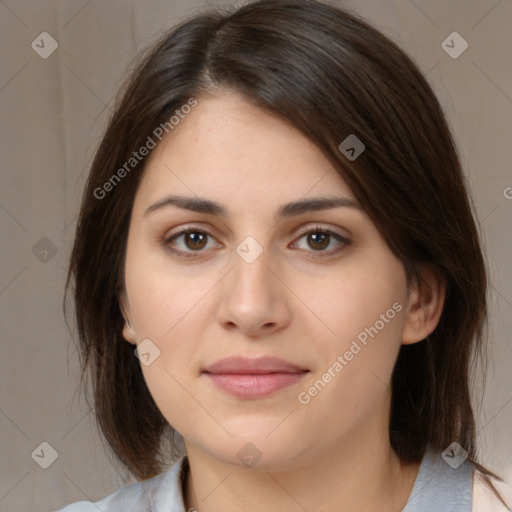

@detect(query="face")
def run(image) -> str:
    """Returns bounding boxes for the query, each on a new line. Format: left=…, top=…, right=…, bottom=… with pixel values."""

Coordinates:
left=121, top=89, right=418, bottom=471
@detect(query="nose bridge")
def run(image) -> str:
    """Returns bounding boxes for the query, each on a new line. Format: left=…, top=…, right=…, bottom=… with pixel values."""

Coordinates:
left=230, top=235, right=276, bottom=301
left=215, top=233, right=290, bottom=335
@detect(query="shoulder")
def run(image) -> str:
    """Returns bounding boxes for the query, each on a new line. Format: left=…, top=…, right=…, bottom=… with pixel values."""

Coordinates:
left=53, top=456, right=188, bottom=512
left=472, top=470, right=512, bottom=512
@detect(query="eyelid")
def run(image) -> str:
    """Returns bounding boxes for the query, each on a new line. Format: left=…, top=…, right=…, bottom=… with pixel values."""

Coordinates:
left=293, top=223, right=350, bottom=243
left=163, top=222, right=218, bottom=240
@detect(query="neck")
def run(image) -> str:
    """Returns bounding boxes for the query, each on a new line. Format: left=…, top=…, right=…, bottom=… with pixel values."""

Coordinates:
left=183, top=422, right=421, bottom=512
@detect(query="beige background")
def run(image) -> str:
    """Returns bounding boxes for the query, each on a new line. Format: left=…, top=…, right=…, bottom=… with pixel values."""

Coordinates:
left=0, top=0, right=511, bottom=511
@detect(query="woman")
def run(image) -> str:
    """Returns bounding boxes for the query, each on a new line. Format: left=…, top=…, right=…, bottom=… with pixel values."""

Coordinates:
left=58, top=0, right=511, bottom=510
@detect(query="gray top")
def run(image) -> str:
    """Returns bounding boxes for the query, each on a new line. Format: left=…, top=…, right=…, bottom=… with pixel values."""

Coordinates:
left=403, top=446, right=473, bottom=511
left=55, top=445, right=474, bottom=511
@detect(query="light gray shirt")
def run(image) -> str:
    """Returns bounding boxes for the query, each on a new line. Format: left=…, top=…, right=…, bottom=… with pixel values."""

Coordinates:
left=55, top=445, right=473, bottom=511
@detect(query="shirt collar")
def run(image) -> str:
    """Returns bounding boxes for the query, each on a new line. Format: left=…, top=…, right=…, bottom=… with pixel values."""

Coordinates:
left=151, top=454, right=189, bottom=511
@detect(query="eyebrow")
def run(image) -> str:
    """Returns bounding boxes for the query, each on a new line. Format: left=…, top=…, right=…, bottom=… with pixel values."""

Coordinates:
left=143, top=194, right=361, bottom=219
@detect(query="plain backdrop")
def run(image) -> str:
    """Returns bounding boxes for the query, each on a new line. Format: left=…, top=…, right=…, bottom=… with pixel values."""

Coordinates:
left=0, top=1, right=511, bottom=511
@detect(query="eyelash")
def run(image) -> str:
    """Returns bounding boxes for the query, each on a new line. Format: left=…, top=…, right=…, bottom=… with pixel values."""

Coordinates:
left=163, top=224, right=351, bottom=259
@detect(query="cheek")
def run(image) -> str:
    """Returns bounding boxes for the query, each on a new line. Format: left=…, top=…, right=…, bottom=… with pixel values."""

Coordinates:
left=297, top=308, right=405, bottom=433
left=125, top=254, right=211, bottom=340
left=300, top=256, right=407, bottom=406
left=315, top=259, right=407, bottom=351
left=126, top=266, right=209, bottom=431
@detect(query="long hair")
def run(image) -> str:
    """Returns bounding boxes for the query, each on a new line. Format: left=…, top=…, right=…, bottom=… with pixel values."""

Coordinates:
left=64, top=0, right=507, bottom=505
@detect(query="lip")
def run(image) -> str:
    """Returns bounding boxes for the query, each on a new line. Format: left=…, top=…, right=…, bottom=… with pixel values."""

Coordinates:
left=203, top=356, right=308, bottom=374
left=202, top=356, right=309, bottom=399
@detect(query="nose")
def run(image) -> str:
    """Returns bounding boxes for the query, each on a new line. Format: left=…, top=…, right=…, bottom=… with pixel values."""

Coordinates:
left=215, top=245, right=291, bottom=338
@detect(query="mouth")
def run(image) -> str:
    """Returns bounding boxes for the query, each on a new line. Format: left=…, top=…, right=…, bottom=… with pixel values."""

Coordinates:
left=202, top=356, right=309, bottom=399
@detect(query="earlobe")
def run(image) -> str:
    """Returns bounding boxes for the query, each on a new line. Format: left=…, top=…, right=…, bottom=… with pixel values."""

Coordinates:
left=402, top=264, right=447, bottom=345
left=122, top=321, right=138, bottom=345
left=119, top=293, right=137, bottom=345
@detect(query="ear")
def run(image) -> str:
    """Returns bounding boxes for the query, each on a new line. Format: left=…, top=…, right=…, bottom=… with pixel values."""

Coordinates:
left=119, top=292, right=137, bottom=345
left=402, top=264, right=447, bottom=345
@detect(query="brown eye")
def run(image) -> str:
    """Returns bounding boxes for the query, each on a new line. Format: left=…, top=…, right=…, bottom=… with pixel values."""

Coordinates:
left=164, top=227, right=221, bottom=259
left=292, top=226, right=351, bottom=257
left=307, top=232, right=330, bottom=251
left=182, top=232, right=208, bottom=250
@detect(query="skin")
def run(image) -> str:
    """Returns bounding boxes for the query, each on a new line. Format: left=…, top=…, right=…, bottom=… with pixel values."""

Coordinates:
left=121, top=88, right=446, bottom=512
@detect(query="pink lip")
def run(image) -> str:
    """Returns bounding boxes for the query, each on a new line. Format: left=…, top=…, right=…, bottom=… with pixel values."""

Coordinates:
left=202, top=356, right=309, bottom=399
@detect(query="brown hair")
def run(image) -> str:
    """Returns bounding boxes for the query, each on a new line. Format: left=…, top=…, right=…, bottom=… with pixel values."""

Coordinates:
left=64, top=0, right=508, bottom=505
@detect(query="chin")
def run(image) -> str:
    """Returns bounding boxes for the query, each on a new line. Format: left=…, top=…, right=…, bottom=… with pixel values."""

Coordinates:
left=207, top=433, right=311, bottom=472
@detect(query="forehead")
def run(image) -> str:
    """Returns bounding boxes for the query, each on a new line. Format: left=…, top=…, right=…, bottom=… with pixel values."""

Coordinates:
left=134, top=89, right=356, bottom=211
